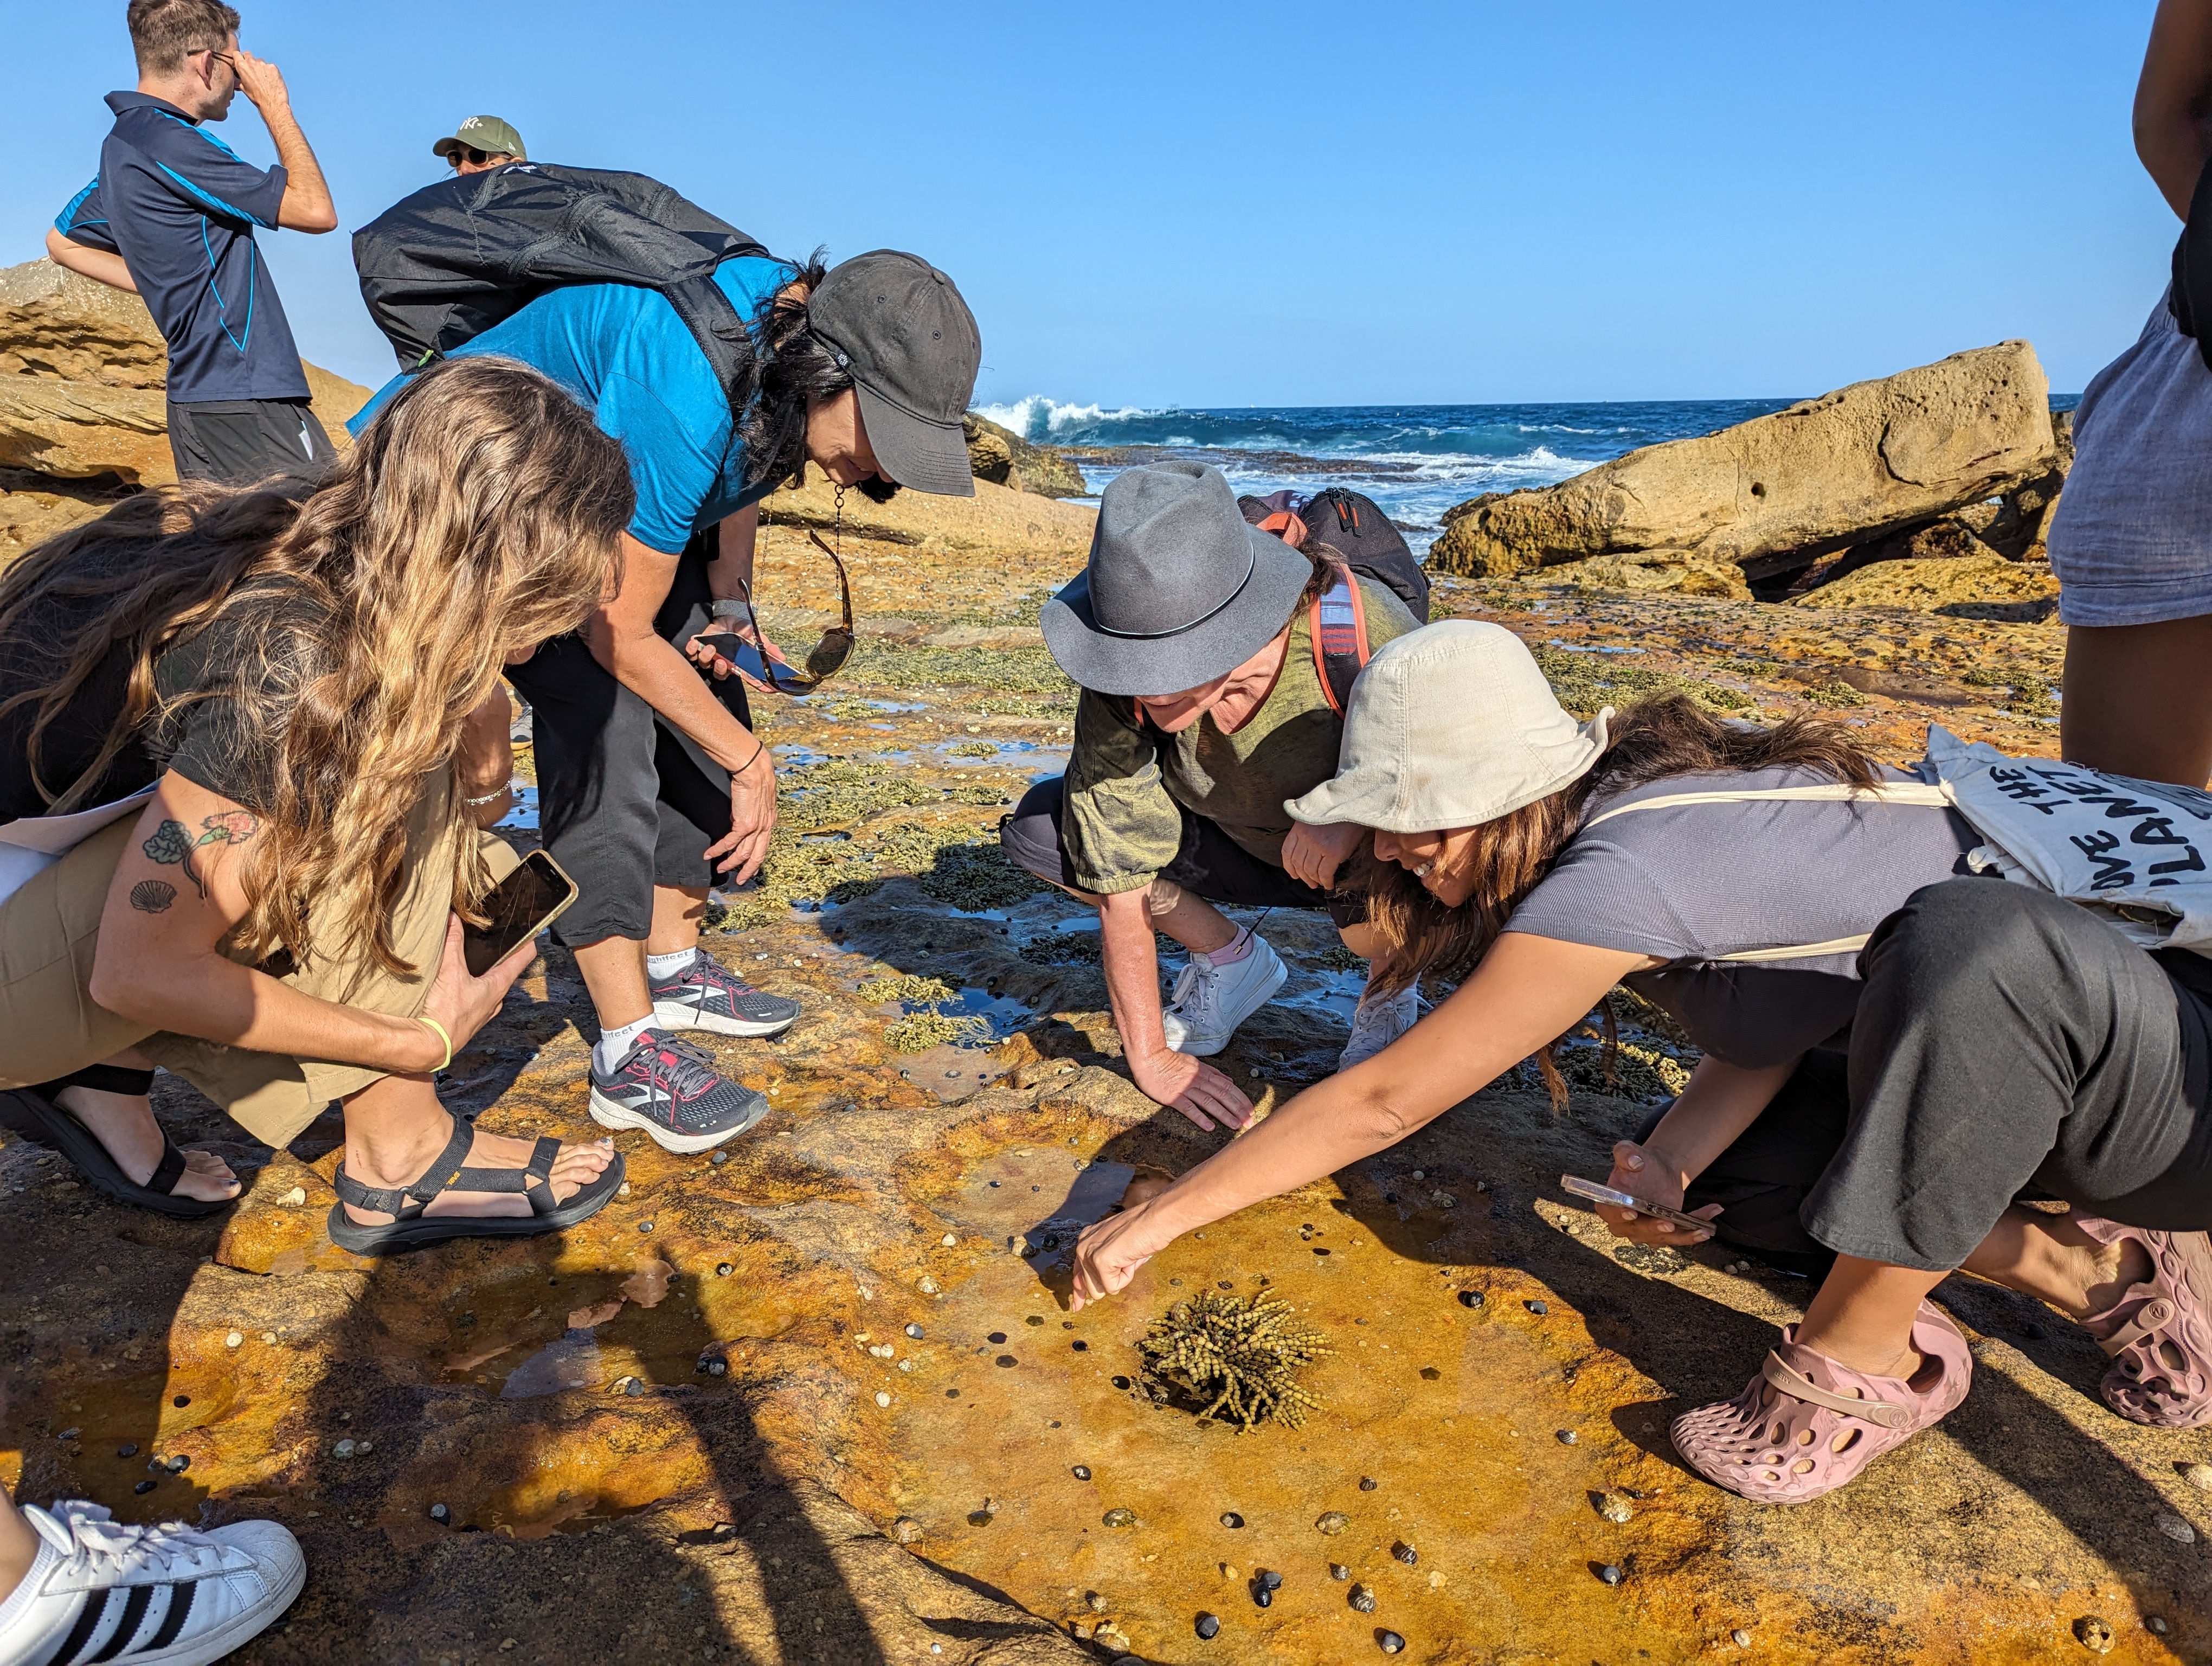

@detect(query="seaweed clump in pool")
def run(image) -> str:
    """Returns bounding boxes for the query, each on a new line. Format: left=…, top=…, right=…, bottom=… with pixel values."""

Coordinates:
left=1137, top=1291, right=1333, bottom=1431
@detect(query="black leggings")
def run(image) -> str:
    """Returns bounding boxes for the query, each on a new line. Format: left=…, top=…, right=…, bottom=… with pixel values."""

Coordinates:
left=1670, top=880, right=2212, bottom=1276
left=505, top=528, right=750, bottom=947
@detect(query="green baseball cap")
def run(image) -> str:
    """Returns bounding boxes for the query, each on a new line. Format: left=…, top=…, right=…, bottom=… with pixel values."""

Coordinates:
left=433, top=116, right=526, bottom=161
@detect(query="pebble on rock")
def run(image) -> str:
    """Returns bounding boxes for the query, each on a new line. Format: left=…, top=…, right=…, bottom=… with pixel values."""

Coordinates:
left=1597, top=1564, right=1623, bottom=1586
left=1731, top=1630, right=1752, bottom=1648
left=1102, top=1508, right=1136, bottom=1528
left=224, top=1331, right=242, bottom=1348
left=1195, top=1612, right=1221, bottom=1640
left=875, top=1392, right=892, bottom=1408
left=1220, top=1512, right=1244, bottom=1529
left=1596, top=1492, right=1633, bottom=1524
left=1526, top=1299, right=1548, bottom=1316
left=905, top=1323, right=925, bottom=1340
left=333, top=1439, right=356, bottom=1458
left=1315, top=1511, right=1349, bottom=1534
left=430, top=1504, right=449, bottom=1523
left=710, top=1151, right=728, bottom=1165
left=133, top=1479, right=155, bottom=1495
left=116, top=1444, right=137, bottom=1458
left=1349, top=1584, right=1377, bottom=1613
left=2148, top=1616, right=2170, bottom=1636
left=1378, top=1633, right=1405, bottom=1656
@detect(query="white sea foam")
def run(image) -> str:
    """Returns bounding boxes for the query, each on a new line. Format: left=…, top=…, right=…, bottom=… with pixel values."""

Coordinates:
left=971, top=396, right=1161, bottom=440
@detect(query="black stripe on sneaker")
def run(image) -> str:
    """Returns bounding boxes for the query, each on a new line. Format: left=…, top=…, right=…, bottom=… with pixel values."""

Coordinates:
left=145, top=1580, right=195, bottom=1651
left=55, top=1587, right=118, bottom=1664
left=89, top=1582, right=153, bottom=1661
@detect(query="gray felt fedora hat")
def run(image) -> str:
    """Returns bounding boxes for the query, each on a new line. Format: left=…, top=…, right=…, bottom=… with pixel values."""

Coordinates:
left=1040, top=462, right=1314, bottom=696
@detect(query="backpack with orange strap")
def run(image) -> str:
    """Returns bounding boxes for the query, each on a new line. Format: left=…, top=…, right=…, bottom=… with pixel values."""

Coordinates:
left=1237, top=488, right=1431, bottom=715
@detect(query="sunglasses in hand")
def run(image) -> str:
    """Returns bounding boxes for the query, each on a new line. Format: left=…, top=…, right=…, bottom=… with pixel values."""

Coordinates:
left=697, top=531, right=856, bottom=695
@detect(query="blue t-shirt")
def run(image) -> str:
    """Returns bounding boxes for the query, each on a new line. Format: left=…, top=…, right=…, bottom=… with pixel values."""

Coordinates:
left=349, top=257, right=793, bottom=555
left=56, top=92, right=308, bottom=405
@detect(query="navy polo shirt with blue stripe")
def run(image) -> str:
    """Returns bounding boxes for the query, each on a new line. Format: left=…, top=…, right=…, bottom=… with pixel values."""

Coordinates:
left=56, top=92, right=308, bottom=404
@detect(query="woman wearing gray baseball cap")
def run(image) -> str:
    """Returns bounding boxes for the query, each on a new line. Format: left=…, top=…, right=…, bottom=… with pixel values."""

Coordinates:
left=1000, top=462, right=1420, bottom=1131
left=1069, top=619, right=2212, bottom=1507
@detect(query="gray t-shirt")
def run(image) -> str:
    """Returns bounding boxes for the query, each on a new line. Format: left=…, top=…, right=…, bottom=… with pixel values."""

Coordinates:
left=1504, top=765, right=1980, bottom=1067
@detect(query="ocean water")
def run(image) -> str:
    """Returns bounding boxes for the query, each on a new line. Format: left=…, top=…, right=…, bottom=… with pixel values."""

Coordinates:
left=974, top=395, right=2076, bottom=556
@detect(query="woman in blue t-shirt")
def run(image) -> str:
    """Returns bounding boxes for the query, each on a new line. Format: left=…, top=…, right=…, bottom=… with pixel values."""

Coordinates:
left=1070, top=620, right=2212, bottom=1507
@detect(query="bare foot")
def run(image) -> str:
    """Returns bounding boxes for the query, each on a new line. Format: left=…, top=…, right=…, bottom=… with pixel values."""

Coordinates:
left=342, top=1126, right=614, bottom=1226
left=54, top=1085, right=239, bottom=1204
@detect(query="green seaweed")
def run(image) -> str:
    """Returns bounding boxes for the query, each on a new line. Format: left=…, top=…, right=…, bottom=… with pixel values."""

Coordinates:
left=1530, top=646, right=1754, bottom=720
left=859, top=974, right=959, bottom=1005
left=885, top=1009, right=992, bottom=1052
left=1139, top=1291, right=1333, bottom=1431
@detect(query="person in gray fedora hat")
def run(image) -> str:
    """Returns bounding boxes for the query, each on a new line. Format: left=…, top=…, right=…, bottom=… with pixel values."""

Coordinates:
left=1002, top=462, right=1419, bottom=1130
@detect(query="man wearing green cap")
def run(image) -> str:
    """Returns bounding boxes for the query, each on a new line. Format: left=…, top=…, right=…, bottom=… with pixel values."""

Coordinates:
left=433, top=114, right=525, bottom=175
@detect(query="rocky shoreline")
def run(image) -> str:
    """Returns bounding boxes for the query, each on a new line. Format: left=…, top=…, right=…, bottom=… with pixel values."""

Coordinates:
left=3, top=265, right=2203, bottom=1665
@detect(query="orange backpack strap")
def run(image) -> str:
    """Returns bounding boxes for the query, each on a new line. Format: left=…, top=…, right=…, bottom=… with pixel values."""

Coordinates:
left=1308, top=562, right=1371, bottom=716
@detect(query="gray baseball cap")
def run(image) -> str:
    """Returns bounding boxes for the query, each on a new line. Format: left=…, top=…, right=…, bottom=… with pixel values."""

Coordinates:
left=434, top=116, right=526, bottom=161
left=807, top=251, right=981, bottom=496
left=1040, top=462, right=1314, bottom=696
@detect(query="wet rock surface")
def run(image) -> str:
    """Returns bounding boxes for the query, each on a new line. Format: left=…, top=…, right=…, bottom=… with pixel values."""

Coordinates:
left=2, top=475, right=2205, bottom=1665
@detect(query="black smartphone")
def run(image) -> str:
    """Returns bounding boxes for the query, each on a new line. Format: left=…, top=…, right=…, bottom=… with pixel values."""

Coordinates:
left=462, top=849, right=578, bottom=977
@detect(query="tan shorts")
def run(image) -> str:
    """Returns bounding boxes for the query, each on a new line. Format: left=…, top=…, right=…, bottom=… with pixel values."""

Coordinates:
left=0, top=783, right=518, bottom=1148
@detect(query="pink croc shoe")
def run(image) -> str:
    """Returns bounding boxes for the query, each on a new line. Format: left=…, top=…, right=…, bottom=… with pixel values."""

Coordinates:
left=1670, top=1300, right=1973, bottom=1504
left=2073, top=1216, right=2212, bottom=1429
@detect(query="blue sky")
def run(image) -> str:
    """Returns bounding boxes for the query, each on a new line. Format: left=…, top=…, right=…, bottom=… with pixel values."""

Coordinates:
left=5, top=1, right=2172, bottom=407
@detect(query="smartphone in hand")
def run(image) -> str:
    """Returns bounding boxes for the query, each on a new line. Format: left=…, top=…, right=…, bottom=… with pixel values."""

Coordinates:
left=462, top=850, right=578, bottom=977
left=1560, top=1174, right=1715, bottom=1235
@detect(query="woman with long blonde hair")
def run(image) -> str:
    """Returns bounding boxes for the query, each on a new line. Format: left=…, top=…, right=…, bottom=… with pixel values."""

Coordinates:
left=0, top=356, right=632, bottom=1252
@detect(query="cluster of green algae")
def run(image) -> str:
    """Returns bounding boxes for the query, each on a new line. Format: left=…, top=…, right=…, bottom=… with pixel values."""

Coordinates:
left=1137, top=1291, right=1334, bottom=1431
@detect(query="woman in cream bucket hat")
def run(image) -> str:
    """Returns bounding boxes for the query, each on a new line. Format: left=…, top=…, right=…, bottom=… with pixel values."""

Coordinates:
left=1070, top=618, right=2212, bottom=1510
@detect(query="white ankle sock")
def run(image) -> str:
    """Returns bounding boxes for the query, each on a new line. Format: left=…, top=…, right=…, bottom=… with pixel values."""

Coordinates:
left=1193, top=928, right=1253, bottom=969
left=645, top=947, right=698, bottom=981
left=594, top=1017, right=657, bottom=1075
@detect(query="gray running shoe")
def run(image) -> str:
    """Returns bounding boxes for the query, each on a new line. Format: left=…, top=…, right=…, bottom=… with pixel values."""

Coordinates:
left=650, top=949, right=801, bottom=1038
left=588, top=1031, right=769, bottom=1153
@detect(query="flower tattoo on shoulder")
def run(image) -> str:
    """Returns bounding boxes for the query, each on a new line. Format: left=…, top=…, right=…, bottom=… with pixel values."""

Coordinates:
left=140, top=810, right=259, bottom=899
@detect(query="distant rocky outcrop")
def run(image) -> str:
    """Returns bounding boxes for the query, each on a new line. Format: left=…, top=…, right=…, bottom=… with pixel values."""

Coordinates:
left=763, top=465, right=1095, bottom=562
left=0, top=259, right=370, bottom=539
left=963, top=412, right=1089, bottom=498
left=1431, top=342, right=2059, bottom=595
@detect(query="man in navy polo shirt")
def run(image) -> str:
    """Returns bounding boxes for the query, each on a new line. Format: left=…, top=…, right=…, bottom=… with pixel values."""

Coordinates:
left=46, top=1, right=339, bottom=488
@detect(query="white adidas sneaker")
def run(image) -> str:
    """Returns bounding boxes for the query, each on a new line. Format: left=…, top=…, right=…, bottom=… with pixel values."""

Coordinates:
left=1159, top=935, right=1288, bottom=1056
left=1338, top=980, right=1423, bottom=1070
left=0, top=1501, right=303, bottom=1666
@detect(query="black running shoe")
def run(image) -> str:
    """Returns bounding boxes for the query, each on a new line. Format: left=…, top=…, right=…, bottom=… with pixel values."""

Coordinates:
left=650, top=949, right=801, bottom=1038
left=588, top=1031, right=769, bottom=1153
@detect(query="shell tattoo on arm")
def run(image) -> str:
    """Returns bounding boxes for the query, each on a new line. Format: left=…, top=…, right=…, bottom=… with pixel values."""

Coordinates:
left=140, top=811, right=259, bottom=900
left=128, top=880, right=177, bottom=914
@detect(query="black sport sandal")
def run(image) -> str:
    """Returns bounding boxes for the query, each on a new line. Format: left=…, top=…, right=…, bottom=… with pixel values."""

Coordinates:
left=326, top=1107, right=624, bottom=1255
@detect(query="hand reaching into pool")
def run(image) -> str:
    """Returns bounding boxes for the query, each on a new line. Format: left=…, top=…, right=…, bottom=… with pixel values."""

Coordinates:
left=1070, top=1198, right=1173, bottom=1310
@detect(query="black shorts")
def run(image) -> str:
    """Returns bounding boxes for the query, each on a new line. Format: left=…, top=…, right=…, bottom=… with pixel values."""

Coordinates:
left=999, top=774, right=1366, bottom=928
left=166, top=398, right=337, bottom=489
left=506, top=526, right=749, bottom=947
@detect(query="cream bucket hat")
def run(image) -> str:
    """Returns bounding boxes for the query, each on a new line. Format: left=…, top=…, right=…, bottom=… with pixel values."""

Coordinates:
left=1285, top=620, right=1612, bottom=832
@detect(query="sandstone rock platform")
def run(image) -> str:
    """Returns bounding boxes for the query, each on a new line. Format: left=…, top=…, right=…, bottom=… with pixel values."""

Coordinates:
left=3, top=491, right=2204, bottom=1665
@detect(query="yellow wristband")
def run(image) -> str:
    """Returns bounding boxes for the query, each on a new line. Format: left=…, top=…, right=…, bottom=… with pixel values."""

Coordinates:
left=419, top=1016, right=453, bottom=1074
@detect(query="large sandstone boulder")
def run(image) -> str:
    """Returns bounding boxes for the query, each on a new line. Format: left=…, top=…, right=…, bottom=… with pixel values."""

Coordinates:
left=963, top=412, right=1089, bottom=498
left=1431, top=342, right=2057, bottom=579
left=0, top=259, right=370, bottom=486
